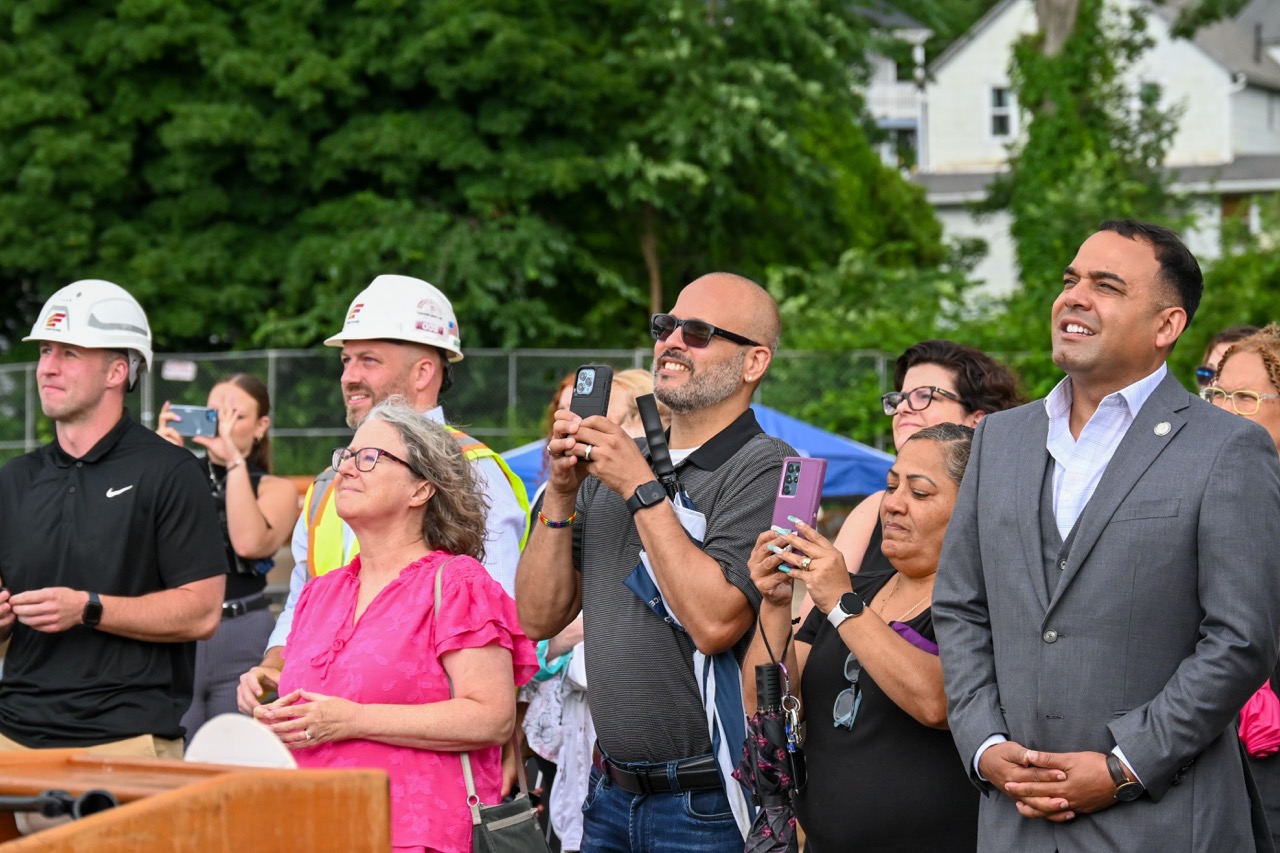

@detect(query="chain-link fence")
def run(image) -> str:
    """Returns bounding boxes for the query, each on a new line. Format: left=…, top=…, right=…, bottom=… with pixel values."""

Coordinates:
left=0, top=348, right=899, bottom=473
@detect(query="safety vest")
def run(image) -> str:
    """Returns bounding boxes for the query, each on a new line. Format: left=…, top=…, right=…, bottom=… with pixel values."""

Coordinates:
left=305, top=425, right=530, bottom=578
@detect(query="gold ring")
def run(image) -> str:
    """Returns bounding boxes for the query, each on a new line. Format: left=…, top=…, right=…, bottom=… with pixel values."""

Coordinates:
left=799, top=556, right=812, bottom=570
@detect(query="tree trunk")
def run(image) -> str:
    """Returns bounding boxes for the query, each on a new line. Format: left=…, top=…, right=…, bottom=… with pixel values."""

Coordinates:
left=640, top=203, right=663, bottom=316
left=1036, top=0, right=1082, bottom=56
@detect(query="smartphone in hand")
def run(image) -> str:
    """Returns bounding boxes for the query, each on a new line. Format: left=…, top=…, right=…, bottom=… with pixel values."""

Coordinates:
left=771, top=457, right=828, bottom=535
left=169, top=405, right=219, bottom=438
left=569, top=365, right=613, bottom=420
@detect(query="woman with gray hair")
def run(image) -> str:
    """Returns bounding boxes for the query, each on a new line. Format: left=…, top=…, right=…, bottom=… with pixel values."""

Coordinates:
left=256, top=398, right=537, bottom=853
left=744, top=423, right=979, bottom=851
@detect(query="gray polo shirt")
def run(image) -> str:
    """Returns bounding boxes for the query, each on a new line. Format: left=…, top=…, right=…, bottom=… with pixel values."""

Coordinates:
left=573, top=408, right=794, bottom=763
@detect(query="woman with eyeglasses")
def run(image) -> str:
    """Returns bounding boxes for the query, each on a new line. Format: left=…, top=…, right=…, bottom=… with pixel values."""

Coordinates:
left=255, top=398, right=537, bottom=853
left=744, top=424, right=979, bottom=852
left=1203, top=324, right=1280, bottom=850
left=833, top=340, right=1023, bottom=581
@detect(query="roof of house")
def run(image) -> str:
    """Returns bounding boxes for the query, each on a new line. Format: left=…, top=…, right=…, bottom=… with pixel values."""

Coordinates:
left=851, top=1, right=930, bottom=35
left=912, top=153, right=1280, bottom=205
left=930, top=0, right=1280, bottom=91
left=1154, top=0, right=1280, bottom=91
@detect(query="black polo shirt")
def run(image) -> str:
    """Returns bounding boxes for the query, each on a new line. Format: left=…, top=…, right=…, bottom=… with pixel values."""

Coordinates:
left=0, top=411, right=226, bottom=746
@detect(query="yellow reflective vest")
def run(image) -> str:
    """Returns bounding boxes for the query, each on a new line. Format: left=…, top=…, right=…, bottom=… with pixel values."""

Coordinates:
left=304, top=425, right=529, bottom=578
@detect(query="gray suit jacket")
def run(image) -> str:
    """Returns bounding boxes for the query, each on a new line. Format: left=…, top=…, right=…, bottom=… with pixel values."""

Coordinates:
left=934, top=371, right=1280, bottom=853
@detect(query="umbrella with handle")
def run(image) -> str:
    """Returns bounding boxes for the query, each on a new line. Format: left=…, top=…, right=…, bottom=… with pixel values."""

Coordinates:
left=734, top=652, right=806, bottom=852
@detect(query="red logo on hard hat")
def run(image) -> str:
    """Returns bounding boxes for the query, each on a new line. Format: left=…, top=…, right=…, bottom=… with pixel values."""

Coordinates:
left=44, top=311, right=67, bottom=330
left=347, top=303, right=364, bottom=322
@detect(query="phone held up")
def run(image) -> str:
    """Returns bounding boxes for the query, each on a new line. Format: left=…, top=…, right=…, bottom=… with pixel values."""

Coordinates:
left=169, top=405, right=219, bottom=438
left=771, top=456, right=828, bottom=539
left=569, top=364, right=613, bottom=421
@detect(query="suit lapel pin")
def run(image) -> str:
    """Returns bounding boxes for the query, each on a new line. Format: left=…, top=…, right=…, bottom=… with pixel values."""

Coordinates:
left=1154, top=421, right=1171, bottom=436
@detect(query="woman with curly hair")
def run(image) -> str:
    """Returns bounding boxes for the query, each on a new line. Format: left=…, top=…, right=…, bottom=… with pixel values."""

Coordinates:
left=257, top=398, right=537, bottom=853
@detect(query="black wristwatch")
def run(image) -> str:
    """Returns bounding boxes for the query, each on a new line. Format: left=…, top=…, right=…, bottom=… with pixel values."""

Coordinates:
left=626, top=480, right=666, bottom=515
left=82, top=591, right=103, bottom=628
left=1106, top=753, right=1143, bottom=802
left=827, top=591, right=865, bottom=629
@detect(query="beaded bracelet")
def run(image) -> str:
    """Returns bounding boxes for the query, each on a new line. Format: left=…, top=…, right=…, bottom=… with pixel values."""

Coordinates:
left=538, top=510, right=577, bottom=528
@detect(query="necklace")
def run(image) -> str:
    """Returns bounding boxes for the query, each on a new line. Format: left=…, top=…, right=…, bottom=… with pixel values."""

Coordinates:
left=874, top=573, right=932, bottom=623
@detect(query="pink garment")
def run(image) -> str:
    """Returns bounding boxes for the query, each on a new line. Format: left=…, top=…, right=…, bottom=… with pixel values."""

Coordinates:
left=280, top=551, right=537, bottom=852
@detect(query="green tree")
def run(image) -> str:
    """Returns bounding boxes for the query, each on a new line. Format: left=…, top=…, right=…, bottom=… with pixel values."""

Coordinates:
left=968, top=0, right=1186, bottom=394
left=0, top=0, right=948, bottom=358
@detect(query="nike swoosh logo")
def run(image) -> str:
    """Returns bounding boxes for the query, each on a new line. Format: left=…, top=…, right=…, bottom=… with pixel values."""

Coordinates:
left=105, top=486, right=134, bottom=498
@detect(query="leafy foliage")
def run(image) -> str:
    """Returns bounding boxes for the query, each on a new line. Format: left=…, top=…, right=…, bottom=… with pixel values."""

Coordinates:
left=0, top=0, right=949, bottom=360
left=971, top=0, right=1188, bottom=393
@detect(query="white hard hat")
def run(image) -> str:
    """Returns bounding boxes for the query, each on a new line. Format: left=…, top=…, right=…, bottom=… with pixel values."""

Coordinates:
left=324, top=275, right=464, bottom=362
left=23, top=279, right=153, bottom=388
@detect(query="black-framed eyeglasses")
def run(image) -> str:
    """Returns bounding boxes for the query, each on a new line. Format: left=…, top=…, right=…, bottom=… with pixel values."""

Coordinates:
left=832, top=652, right=863, bottom=730
left=1200, top=386, right=1280, bottom=417
left=332, top=446, right=422, bottom=478
left=651, top=313, right=761, bottom=349
left=881, top=385, right=965, bottom=417
left=1194, top=365, right=1216, bottom=388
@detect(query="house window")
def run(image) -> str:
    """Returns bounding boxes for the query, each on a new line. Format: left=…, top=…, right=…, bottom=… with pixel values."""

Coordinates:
left=990, top=87, right=1016, bottom=138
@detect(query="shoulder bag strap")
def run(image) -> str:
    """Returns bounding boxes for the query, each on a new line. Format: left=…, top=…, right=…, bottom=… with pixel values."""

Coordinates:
left=434, top=557, right=529, bottom=825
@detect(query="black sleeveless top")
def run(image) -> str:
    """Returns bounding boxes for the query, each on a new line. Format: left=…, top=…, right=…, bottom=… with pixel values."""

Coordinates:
left=208, top=460, right=269, bottom=600
left=793, top=571, right=978, bottom=852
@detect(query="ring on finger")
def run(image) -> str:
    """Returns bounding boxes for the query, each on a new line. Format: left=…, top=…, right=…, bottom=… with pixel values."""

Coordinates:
left=304, top=728, right=312, bottom=741
left=799, top=556, right=813, bottom=570
left=583, top=444, right=594, bottom=462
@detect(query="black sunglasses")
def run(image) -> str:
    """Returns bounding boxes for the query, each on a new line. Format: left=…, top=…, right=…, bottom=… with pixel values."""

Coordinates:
left=651, top=313, right=761, bottom=349
left=1195, top=365, right=1215, bottom=388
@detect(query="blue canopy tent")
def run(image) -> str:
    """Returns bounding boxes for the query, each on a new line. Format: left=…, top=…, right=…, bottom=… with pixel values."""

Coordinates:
left=501, top=404, right=892, bottom=502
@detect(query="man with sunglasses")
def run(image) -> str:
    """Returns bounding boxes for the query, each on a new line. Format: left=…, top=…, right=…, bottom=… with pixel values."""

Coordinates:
left=933, top=221, right=1280, bottom=852
left=236, top=275, right=528, bottom=717
left=517, top=272, right=794, bottom=853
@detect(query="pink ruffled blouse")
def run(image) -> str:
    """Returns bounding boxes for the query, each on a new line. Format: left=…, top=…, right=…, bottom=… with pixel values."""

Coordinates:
left=280, top=551, right=537, bottom=852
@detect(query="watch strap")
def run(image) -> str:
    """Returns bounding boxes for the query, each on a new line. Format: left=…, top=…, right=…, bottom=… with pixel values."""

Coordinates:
left=83, top=591, right=102, bottom=627
left=1106, top=753, right=1143, bottom=800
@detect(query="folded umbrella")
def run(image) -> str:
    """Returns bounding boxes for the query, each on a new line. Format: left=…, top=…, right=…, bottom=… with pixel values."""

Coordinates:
left=734, top=663, right=805, bottom=853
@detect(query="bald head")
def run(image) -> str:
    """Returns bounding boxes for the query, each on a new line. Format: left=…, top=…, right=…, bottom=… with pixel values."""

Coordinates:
left=682, top=272, right=780, bottom=353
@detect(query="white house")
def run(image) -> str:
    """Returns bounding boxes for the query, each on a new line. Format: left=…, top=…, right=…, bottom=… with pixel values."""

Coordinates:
left=883, top=0, right=1280, bottom=296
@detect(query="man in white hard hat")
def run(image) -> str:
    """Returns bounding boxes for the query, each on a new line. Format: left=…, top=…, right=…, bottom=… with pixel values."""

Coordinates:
left=237, top=274, right=529, bottom=713
left=0, top=280, right=226, bottom=756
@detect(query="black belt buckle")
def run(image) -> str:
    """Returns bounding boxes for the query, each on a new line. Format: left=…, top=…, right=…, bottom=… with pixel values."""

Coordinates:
left=221, top=597, right=266, bottom=620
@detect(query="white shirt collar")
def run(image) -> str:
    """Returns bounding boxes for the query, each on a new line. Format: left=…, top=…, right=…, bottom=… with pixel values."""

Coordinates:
left=1044, top=363, right=1168, bottom=425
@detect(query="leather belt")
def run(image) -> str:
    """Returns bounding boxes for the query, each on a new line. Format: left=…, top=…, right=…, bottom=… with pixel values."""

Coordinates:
left=596, top=753, right=721, bottom=794
left=222, top=596, right=269, bottom=620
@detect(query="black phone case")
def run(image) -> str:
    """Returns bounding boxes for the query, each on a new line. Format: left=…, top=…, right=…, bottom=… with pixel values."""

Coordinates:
left=569, top=365, right=613, bottom=420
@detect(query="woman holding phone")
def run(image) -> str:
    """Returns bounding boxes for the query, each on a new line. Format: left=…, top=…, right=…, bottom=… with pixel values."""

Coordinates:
left=743, top=424, right=980, bottom=851
left=157, top=374, right=299, bottom=737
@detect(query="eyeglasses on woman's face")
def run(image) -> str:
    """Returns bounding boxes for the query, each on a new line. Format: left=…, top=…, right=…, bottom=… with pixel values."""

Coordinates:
left=1200, top=386, right=1280, bottom=417
left=650, top=313, right=761, bottom=349
left=332, top=446, right=421, bottom=477
left=881, top=385, right=964, bottom=417
left=832, top=652, right=863, bottom=730
left=1194, top=365, right=1216, bottom=388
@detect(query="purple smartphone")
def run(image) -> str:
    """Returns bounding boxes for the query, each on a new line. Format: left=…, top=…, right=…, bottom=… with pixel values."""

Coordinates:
left=770, top=456, right=828, bottom=533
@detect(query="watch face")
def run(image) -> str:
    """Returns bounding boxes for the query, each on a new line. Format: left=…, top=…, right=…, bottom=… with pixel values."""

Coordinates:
left=839, top=592, right=864, bottom=617
left=637, top=481, right=665, bottom=506
left=1115, top=782, right=1143, bottom=802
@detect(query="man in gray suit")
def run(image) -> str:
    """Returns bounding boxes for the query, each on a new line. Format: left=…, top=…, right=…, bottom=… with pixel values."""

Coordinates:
left=933, top=220, right=1280, bottom=852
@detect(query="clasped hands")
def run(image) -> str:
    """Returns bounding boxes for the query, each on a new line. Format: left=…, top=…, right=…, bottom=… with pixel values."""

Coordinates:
left=253, top=688, right=360, bottom=750
left=980, top=741, right=1121, bottom=822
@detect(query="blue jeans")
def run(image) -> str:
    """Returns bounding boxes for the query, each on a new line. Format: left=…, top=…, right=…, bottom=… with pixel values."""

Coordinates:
left=580, top=766, right=742, bottom=853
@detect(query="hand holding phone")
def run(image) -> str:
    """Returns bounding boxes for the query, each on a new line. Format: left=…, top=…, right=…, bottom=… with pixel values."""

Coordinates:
left=569, top=365, right=613, bottom=421
left=168, top=404, right=219, bottom=438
